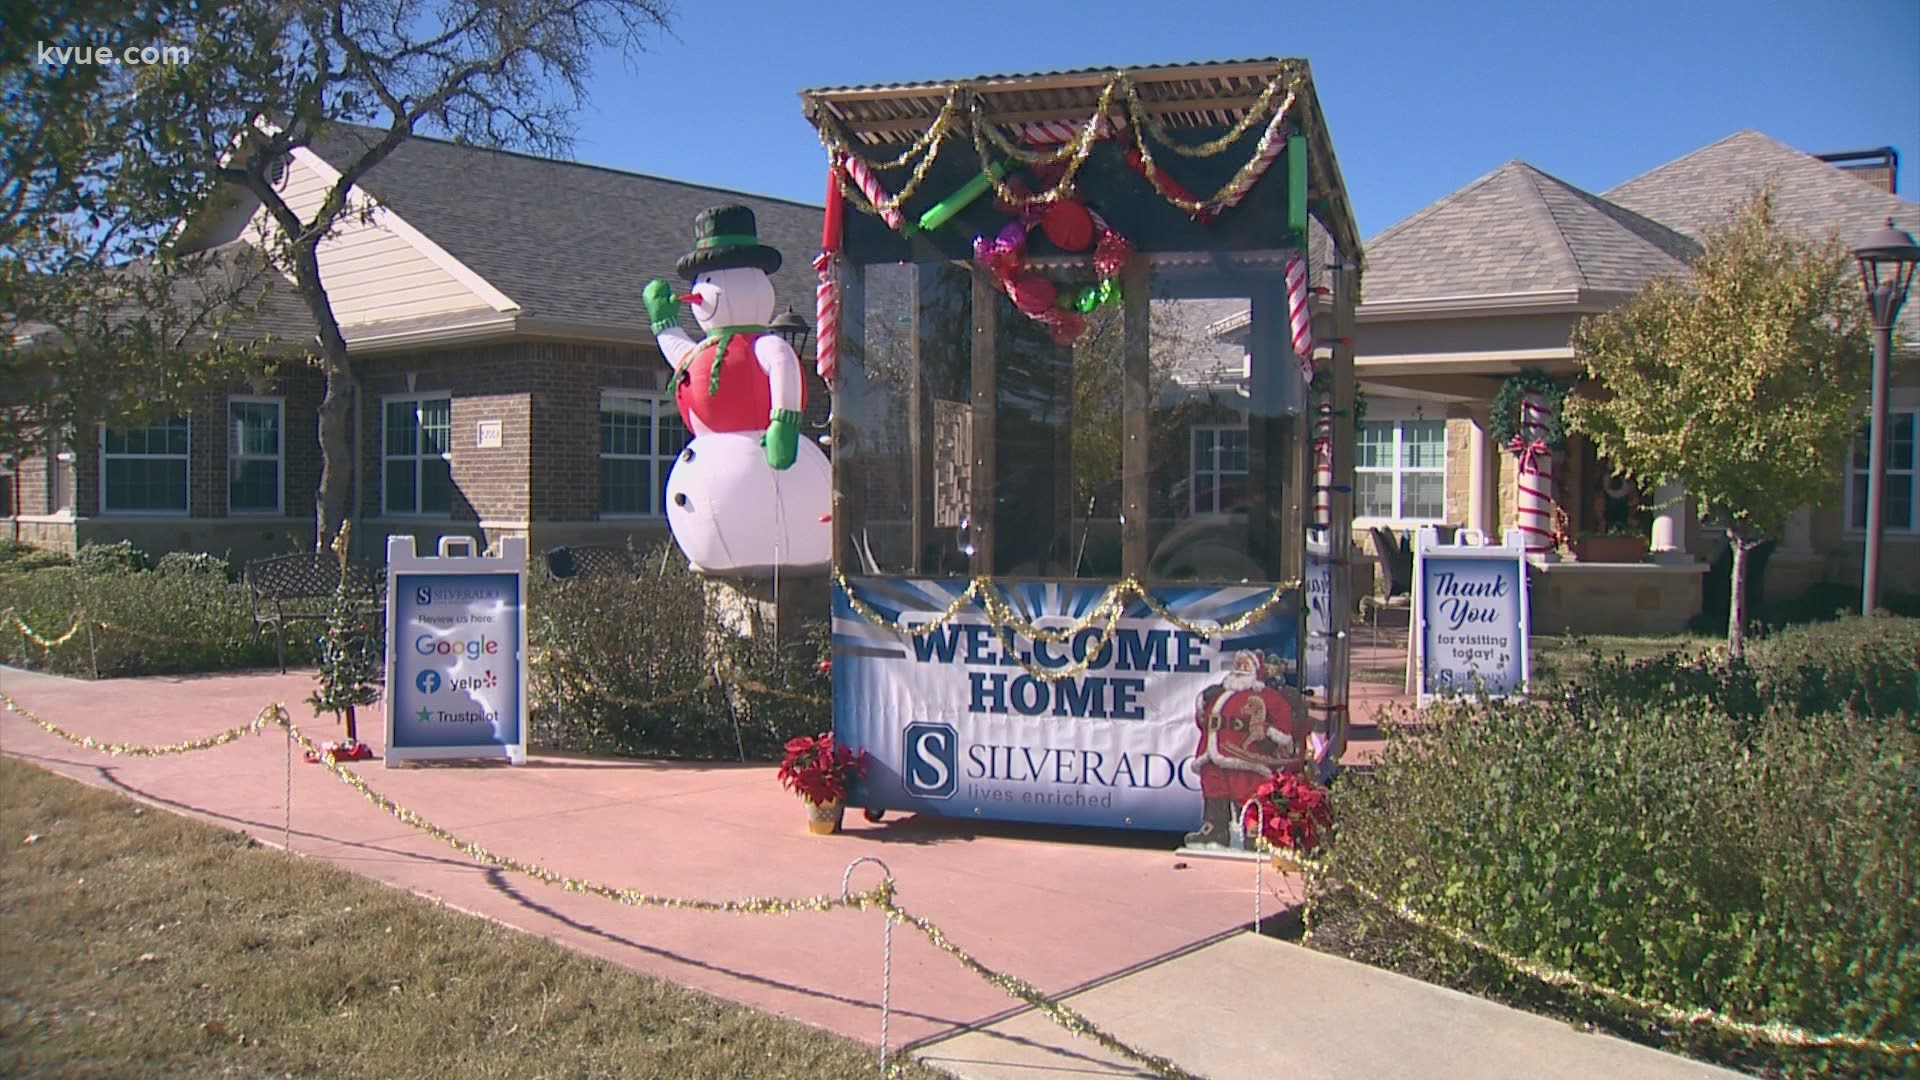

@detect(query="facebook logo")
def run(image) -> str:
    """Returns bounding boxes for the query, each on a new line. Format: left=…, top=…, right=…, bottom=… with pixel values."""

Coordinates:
left=903, top=722, right=958, bottom=800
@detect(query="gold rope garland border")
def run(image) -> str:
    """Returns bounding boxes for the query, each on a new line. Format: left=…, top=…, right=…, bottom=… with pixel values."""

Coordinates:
left=0, top=690, right=1195, bottom=1080
left=832, top=573, right=1298, bottom=685
left=1291, top=855, right=1917, bottom=1057
left=4, top=690, right=1912, bottom=1060
left=815, top=67, right=1308, bottom=220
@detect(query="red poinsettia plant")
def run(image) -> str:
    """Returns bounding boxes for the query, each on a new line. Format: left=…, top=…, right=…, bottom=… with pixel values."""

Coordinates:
left=1242, top=769, right=1333, bottom=853
left=778, top=732, right=867, bottom=807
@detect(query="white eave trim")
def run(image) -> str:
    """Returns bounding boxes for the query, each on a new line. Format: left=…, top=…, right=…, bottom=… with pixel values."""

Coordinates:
left=1356, top=349, right=1577, bottom=377
left=346, top=311, right=521, bottom=352
left=1356, top=288, right=1635, bottom=322
left=288, top=146, right=520, bottom=315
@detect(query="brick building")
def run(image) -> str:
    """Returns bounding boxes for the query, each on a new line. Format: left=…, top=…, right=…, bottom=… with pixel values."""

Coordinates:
left=4, top=126, right=827, bottom=561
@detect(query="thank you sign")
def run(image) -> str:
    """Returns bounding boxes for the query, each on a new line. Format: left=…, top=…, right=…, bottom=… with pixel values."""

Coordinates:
left=1413, top=528, right=1530, bottom=704
left=386, top=535, right=528, bottom=765
left=833, top=578, right=1303, bottom=832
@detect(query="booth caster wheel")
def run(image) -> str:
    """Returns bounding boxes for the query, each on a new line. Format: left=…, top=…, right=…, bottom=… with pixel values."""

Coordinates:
left=863, top=807, right=886, bottom=823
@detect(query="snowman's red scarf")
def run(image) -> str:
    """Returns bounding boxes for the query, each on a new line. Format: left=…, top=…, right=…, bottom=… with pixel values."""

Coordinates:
left=666, top=324, right=765, bottom=397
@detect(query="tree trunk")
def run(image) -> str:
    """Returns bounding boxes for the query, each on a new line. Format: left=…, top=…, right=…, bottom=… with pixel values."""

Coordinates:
left=289, top=242, right=355, bottom=553
left=1727, top=537, right=1751, bottom=659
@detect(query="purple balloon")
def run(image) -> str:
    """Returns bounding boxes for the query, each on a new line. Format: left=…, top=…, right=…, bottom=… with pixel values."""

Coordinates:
left=996, top=220, right=1027, bottom=256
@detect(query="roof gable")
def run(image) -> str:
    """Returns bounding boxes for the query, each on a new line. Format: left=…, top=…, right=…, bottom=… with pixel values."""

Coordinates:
left=1606, top=130, right=1920, bottom=341
left=1362, top=162, right=1695, bottom=304
left=306, top=125, right=824, bottom=333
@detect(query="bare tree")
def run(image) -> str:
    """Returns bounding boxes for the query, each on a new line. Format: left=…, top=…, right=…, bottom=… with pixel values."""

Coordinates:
left=122, top=0, right=675, bottom=549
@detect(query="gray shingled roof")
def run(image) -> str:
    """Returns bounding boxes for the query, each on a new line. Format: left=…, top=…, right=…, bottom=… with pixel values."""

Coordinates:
left=307, top=125, right=824, bottom=331
left=1606, top=129, right=1920, bottom=342
left=1362, top=162, right=1698, bottom=303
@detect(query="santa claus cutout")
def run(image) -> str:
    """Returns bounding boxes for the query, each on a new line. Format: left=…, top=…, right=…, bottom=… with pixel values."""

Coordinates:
left=1184, top=649, right=1309, bottom=849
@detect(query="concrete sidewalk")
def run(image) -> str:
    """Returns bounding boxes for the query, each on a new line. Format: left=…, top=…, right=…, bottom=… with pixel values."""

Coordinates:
left=1, top=663, right=1736, bottom=1079
left=917, top=935, right=1746, bottom=1079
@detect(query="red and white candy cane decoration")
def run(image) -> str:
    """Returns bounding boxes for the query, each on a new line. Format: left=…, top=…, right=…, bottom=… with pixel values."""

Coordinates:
left=1510, top=392, right=1557, bottom=554
left=839, top=151, right=903, bottom=231
left=813, top=254, right=837, bottom=390
left=1285, top=252, right=1315, bottom=384
left=813, top=163, right=845, bottom=389
left=1311, top=388, right=1335, bottom=536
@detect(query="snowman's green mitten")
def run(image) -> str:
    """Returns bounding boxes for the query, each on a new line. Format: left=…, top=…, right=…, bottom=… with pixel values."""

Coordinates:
left=643, top=279, right=680, bottom=333
left=763, top=409, right=800, bottom=470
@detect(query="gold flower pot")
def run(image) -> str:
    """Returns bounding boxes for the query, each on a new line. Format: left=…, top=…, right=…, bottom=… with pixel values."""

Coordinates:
left=1271, top=849, right=1301, bottom=874
left=806, top=798, right=846, bottom=835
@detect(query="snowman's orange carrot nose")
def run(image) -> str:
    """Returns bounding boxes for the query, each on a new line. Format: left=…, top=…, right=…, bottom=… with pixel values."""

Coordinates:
left=677, top=291, right=700, bottom=304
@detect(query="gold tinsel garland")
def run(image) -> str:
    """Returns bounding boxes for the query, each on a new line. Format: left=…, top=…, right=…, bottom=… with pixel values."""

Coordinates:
left=0, top=690, right=1198, bottom=1078
left=6, top=691, right=1913, bottom=1059
left=813, top=67, right=1306, bottom=222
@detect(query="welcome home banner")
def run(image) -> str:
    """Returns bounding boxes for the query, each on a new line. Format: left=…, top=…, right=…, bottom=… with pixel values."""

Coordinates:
left=833, top=578, right=1301, bottom=832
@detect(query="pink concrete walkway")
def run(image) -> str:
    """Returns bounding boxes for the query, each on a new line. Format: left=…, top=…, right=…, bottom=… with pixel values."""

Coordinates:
left=0, top=663, right=1411, bottom=1054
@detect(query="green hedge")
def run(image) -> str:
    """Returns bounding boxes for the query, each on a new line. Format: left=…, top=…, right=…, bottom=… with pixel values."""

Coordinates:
left=527, top=545, right=829, bottom=760
left=1568, top=615, right=1918, bottom=735
left=1311, top=652, right=1919, bottom=1076
left=1, top=561, right=297, bottom=676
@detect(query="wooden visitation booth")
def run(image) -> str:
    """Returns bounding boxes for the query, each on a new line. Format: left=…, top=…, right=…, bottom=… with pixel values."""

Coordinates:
left=801, top=59, right=1363, bottom=847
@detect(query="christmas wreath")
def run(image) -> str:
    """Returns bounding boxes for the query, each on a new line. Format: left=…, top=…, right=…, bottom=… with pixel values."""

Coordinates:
left=1487, top=369, right=1567, bottom=451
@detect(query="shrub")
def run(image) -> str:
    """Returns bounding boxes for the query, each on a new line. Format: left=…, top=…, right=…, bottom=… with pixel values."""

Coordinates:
left=0, top=564, right=296, bottom=676
left=1310, top=695, right=1919, bottom=1078
left=0, top=540, right=72, bottom=572
left=527, top=544, right=828, bottom=760
left=154, top=551, right=233, bottom=581
left=73, top=540, right=150, bottom=576
left=1568, top=614, right=1917, bottom=732
left=1747, top=614, right=1920, bottom=724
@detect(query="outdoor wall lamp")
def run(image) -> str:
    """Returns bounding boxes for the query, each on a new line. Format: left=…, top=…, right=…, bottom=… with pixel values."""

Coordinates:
left=1852, top=219, right=1920, bottom=614
left=770, top=306, right=813, bottom=355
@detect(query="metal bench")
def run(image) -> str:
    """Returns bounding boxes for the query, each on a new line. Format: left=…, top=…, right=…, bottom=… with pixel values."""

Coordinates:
left=244, top=553, right=384, bottom=672
left=543, top=544, right=641, bottom=581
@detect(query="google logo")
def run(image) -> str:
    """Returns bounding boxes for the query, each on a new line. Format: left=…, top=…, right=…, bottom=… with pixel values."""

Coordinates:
left=415, top=635, right=500, bottom=660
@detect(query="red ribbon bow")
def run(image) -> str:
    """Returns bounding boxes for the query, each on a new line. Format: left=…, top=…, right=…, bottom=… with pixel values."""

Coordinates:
left=1507, top=435, right=1550, bottom=475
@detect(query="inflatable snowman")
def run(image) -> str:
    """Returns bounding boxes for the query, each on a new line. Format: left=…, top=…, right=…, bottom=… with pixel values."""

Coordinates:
left=642, top=205, right=831, bottom=575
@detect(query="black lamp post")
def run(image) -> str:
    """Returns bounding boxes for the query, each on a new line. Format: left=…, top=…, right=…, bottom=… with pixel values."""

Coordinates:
left=769, top=306, right=812, bottom=355
left=1852, top=219, right=1920, bottom=614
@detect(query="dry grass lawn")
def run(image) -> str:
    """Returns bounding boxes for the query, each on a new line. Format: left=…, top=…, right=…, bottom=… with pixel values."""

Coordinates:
left=0, top=757, right=941, bottom=1079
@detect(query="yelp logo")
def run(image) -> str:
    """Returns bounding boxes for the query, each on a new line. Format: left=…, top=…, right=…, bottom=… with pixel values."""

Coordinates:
left=448, top=670, right=498, bottom=693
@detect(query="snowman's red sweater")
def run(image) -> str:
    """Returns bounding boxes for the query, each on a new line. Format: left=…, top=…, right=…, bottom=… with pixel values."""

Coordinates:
left=674, top=331, right=806, bottom=435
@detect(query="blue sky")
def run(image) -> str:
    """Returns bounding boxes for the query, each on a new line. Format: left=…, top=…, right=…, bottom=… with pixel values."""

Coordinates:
left=564, top=0, right=1918, bottom=240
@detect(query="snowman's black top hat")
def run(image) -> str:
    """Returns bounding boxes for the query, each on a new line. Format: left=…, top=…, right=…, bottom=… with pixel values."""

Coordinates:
left=675, top=204, right=784, bottom=280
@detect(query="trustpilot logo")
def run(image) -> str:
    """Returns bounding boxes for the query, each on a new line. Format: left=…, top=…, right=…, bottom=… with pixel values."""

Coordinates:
left=903, top=722, right=958, bottom=799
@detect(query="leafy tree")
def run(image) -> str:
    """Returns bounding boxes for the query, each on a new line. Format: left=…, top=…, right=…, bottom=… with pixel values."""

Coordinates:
left=21, top=0, right=673, bottom=548
left=1566, top=190, right=1869, bottom=656
left=1, top=0, right=279, bottom=462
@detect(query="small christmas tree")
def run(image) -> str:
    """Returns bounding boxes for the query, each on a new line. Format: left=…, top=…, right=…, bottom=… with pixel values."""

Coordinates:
left=307, top=523, right=379, bottom=761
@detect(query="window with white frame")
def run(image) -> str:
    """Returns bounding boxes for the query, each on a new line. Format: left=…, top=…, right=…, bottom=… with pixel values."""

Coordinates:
left=1189, top=425, right=1249, bottom=515
left=1356, top=418, right=1446, bottom=521
left=383, top=396, right=451, bottom=516
left=228, top=398, right=282, bottom=513
left=101, top=416, right=189, bottom=514
left=1848, top=410, right=1916, bottom=533
left=600, top=393, right=689, bottom=516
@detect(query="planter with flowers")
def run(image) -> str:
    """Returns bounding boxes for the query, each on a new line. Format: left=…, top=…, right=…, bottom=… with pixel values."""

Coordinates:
left=1241, top=770, right=1332, bottom=872
left=778, top=732, right=867, bottom=835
